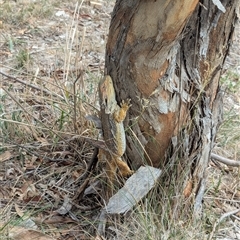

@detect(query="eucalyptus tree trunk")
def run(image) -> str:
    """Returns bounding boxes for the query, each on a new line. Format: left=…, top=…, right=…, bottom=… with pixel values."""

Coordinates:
left=104, top=0, right=238, bottom=216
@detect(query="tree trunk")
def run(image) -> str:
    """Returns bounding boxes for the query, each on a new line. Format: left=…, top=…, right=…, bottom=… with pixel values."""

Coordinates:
left=105, top=0, right=238, bottom=216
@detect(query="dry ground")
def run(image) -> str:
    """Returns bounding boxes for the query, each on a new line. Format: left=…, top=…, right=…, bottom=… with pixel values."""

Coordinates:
left=0, top=1, right=240, bottom=239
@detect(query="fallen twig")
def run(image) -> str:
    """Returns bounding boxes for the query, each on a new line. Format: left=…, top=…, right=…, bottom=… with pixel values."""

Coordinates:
left=211, top=153, right=240, bottom=167
left=72, top=147, right=99, bottom=200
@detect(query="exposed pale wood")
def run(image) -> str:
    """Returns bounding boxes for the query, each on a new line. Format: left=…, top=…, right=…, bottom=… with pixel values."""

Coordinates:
left=105, top=166, right=161, bottom=214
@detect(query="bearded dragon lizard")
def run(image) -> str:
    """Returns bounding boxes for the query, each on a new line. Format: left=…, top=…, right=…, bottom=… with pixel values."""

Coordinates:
left=98, top=75, right=134, bottom=191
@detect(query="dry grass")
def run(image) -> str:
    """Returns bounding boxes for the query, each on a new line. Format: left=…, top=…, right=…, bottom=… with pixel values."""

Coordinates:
left=204, top=68, right=240, bottom=240
left=0, top=1, right=240, bottom=239
left=0, top=1, right=107, bottom=239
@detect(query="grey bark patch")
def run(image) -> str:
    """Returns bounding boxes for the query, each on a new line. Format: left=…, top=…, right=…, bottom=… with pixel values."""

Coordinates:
left=212, top=0, right=226, bottom=13
left=105, top=166, right=161, bottom=214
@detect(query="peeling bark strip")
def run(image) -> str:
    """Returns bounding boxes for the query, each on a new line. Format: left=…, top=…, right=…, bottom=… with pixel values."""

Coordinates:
left=105, top=0, right=238, bottom=215
left=106, top=166, right=161, bottom=214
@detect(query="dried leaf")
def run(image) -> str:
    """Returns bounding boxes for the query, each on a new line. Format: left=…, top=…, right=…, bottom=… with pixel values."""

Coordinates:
left=56, top=196, right=72, bottom=215
left=18, top=28, right=27, bottom=35
left=6, top=168, right=15, bottom=178
left=183, top=179, right=193, bottom=198
left=20, top=181, right=41, bottom=202
left=0, top=151, right=12, bottom=162
left=15, top=204, right=25, bottom=217
left=9, top=227, right=54, bottom=240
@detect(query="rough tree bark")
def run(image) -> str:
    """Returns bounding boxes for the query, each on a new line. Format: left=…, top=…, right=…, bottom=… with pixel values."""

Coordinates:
left=104, top=0, right=238, bottom=216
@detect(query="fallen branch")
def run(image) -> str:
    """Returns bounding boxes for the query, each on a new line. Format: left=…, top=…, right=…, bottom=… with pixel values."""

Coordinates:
left=72, top=147, right=99, bottom=200
left=211, top=153, right=240, bottom=167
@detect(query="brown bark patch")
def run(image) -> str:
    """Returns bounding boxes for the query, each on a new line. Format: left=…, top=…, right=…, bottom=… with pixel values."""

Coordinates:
left=141, top=112, right=177, bottom=167
left=162, top=0, right=199, bottom=42
left=135, top=60, right=169, bottom=97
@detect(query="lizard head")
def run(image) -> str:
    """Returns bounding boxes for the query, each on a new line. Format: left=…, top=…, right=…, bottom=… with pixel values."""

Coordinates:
left=99, top=75, right=117, bottom=114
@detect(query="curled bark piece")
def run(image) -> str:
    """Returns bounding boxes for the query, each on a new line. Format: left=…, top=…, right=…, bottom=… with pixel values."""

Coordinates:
left=105, top=166, right=161, bottom=214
